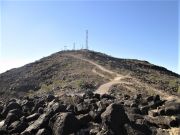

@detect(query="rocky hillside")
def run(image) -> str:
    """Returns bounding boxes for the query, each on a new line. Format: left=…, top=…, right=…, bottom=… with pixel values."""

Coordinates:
left=0, top=50, right=180, bottom=135
left=0, top=92, right=179, bottom=135
left=0, top=50, right=179, bottom=100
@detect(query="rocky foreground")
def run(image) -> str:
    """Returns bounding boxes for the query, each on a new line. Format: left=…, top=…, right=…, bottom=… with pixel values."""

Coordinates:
left=0, top=92, right=179, bottom=135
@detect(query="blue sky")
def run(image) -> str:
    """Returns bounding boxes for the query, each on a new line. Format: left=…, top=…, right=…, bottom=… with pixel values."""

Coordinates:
left=0, top=0, right=179, bottom=74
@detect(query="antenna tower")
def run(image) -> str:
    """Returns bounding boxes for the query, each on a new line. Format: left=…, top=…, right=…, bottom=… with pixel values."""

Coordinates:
left=86, top=30, right=88, bottom=50
left=73, top=42, right=75, bottom=50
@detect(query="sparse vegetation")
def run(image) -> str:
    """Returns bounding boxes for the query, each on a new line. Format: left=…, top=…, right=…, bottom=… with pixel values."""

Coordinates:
left=0, top=50, right=179, bottom=99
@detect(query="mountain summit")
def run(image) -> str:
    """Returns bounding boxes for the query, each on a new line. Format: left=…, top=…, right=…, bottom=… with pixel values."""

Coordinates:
left=0, top=50, right=179, bottom=100
left=0, top=50, right=180, bottom=135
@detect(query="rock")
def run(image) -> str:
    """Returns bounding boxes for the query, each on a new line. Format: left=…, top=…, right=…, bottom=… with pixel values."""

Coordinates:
left=26, top=113, right=40, bottom=122
left=8, top=120, right=28, bottom=134
left=66, top=104, right=76, bottom=114
left=124, top=123, right=145, bottom=135
left=149, top=100, right=165, bottom=109
left=51, top=102, right=66, bottom=114
left=129, top=107, right=142, bottom=115
left=21, top=111, right=53, bottom=134
left=140, top=105, right=150, bottom=115
left=127, top=114, right=144, bottom=123
left=165, top=104, right=180, bottom=115
left=1, top=102, right=21, bottom=117
left=134, top=94, right=142, bottom=100
left=32, top=99, right=46, bottom=113
left=90, top=127, right=100, bottom=135
left=144, top=115, right=175, bottom=128
left=153, top=95, right=160, bottom=102
left=0, top=105, right=3, bottom=114
left=146, top=96, right=154, bottom=102
left=156, top=128, right=169, bottom=135
left=93, top=93, right=100, bottom=100
left=9, top=109, right=23, bottom=118
left=169, top=119, right=179, bottom=127
left=101, top=103, right=129, bottom=134
left=46, top=94, right=55, bottom=102
left=38, top=107, right=44, bottom=114
left=0, top=128, right=8, bottom=135
left=96, top=101, right=107, bottom=112
left=89, top=110, right=102, bottom=123
left=148, top=110, right=158, bottom=117
left=76, top=102, right=90, bottom=114
left=36, top=128, right=51, bottom=135
left=83, top=90, right=94, bottom=99
left=124, top=101, right=138, bottom=108
left=21, top=100, right=35, bottom=110
left=4, top=113, right=19, bottom=127
left=77, top=114, right=92, bottom=126
left=100, top=94, right=115, bottom=100
left=158, top=109, right=165, bottom=116
left=124, top=94, right=130, bottom=100
left=49, top=112, right=80, bottom=135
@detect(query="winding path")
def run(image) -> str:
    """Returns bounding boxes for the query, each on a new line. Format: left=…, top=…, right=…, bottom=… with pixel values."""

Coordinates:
left=64, top=53, right=179, bottom=101
left=65, top=54, right=130, bottom=94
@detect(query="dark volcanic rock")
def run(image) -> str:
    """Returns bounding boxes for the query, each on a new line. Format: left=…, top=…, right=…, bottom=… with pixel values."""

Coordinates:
left=2, top=102, right=21, bottom=117
left=101, top=103, right=129, bottom=134
left=4, top=113, right=19, bottom=127
left=26, top=113, right=40, bottom=122
left=36, top=128, right=51, bottom=135
left=21, top=111, right=53, bottom=134
left=49, top=112, right=80, bottom=135
left=46, top=94, right=55, bottom=102
left=8, top=120, right=28, bottom=134
left=0, top=91, right=179, bottom=135
left=76, top=102, right=90, bottom=114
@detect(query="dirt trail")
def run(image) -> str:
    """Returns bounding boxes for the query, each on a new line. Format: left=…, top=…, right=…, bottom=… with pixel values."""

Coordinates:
left=65, top=54, right=179, bottom=101
left=65, top=54, right=130, bottom=94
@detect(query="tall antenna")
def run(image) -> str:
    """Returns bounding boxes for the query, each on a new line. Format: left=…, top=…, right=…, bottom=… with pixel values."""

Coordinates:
left=64, top=45, right=67, bottom=50
left=86, top=30, right=88, bottom=50
left=73, top=42, right=75, bottom=50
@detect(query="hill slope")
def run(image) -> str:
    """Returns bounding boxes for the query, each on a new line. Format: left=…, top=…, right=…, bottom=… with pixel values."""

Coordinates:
left=0, top=50, right=179, bottom=100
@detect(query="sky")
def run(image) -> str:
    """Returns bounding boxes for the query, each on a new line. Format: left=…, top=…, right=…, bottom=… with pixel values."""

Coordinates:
left=0, top=0, right=179, bottom=74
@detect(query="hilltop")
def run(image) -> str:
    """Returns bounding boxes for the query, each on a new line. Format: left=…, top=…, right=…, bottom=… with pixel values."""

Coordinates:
left=0, top=50, right=179, bottom=100
left=0, top=50, right=180, bottom=135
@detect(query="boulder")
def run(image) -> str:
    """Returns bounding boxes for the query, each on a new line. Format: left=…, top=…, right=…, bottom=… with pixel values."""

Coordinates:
left=165, top=104, right=180, bottom=115
left=101, top=103, right=129, bottom=134
left=26, top=113, right=40, bottom=122
left=1, top=102, right=21, bottom=117
left=89, top=110, right=102, bottom=123
left=146, top=96, right=154, bottom=102
left=36, top=128, right=51, bottom=135
left=124, top=94, right=130, bottom=100
left=32, top=99, right=45, bottom=113
left=100, top=94, right=115, bottom=100
left=8, top=120, right=28, bottom=134
left=76, top=102, right=90, bottom=114
left=0, top=105, right=3, bottom=114
left=49, top=112, right=80, bottom=135
left=46, top=94, right=55, bottom=102
left=21, top=111, right=54, bottom=134
left=140, top=105, right=150, bottom=115
left=9, top=109, right=23, bottom=119
left=77, top=114, right=92, bottom=126
left=83, top=90, right=94, bottom=99
left=51, top=103, right=66, bottom=114
left=4, top=113, right=19, bottom=127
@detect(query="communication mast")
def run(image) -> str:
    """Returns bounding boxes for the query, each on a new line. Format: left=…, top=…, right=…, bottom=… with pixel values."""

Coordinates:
left=73, top=42, right=75, bottom=50
left=64, top=45, right=67, bottom=50
left=86, top=30, right=88, bottom=50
